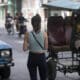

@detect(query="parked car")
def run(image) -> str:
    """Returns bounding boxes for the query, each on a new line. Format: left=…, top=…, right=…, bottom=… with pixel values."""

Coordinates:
left=0, top=40, right=14, bottom=79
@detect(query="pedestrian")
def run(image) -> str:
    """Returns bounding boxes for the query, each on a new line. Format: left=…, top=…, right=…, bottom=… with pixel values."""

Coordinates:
left=5, top=13, right=14, bottom=35
left=23, top=14, right=48, bottom=80
left=18, top=12, right=28, bottom=37
left=14, top=12, right=19, bottom=32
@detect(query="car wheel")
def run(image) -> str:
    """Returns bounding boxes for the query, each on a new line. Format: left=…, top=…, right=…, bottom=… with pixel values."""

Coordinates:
left=1, top=67, right=11, bottom=79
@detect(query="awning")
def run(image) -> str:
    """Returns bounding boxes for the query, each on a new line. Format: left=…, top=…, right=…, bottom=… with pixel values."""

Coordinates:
left=42, top=0, right=80, bottom=11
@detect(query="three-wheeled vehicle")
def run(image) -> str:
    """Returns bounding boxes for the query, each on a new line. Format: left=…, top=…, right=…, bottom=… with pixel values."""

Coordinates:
left=47, top=10, right=80, bottom=80
left=0, top=40, right=14, bottom=79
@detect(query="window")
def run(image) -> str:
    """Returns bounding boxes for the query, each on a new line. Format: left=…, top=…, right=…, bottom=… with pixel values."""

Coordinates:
left=4, top=0, right=7, bottom=3
left=2, top=0, right=4, bottom=2
left=0, top=0, right=2, bottom=3
left=40, top=0, right=43, bottom=4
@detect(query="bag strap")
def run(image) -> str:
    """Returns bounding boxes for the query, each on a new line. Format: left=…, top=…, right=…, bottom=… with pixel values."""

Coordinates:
left=31, top=32, right=44, bottom=49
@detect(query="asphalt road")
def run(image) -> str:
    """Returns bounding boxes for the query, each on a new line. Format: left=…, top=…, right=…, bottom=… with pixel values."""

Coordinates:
left=0, top=27, right=80, bottom=80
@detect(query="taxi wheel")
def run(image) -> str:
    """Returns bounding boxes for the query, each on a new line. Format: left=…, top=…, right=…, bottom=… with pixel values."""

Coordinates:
left=1, top=67, right=11, bottom=79
left=78, top=64, right=80, bottom=76
left=47, top=59, right=57, bottom=80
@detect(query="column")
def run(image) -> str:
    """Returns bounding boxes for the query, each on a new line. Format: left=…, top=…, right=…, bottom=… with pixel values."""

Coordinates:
left=7, top=0, right=12, bottom=13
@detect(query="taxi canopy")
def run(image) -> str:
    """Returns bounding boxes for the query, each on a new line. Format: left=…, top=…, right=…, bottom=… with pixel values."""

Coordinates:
left=42, top=0, right=80, bottom=11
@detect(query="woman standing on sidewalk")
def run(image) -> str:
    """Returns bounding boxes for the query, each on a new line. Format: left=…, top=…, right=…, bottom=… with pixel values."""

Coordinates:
left=23, top=14, right=48, bottom=80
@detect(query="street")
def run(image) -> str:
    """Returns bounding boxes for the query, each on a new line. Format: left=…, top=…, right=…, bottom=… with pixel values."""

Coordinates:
left=0, top=26, right=80, bottom=80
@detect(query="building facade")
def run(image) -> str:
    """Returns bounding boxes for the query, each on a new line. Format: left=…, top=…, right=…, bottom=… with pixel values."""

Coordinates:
left=0, top=0, right=49, bottom=20
left=0, top=0, right=22, bottom=20
left=0, top=0, right=79, bottom=21
left=0, top=0, right=7, bottom=20
left=21, top=0, right=48, bottom=19
left=7, top=0, right=22, bottom=16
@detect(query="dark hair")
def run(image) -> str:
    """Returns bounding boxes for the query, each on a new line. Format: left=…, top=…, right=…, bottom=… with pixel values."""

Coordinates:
left=16, top=12, right=19, bottom=16
left=31, top=14, right=41, bottom=32
left=6, top=13, right=10, bottom=16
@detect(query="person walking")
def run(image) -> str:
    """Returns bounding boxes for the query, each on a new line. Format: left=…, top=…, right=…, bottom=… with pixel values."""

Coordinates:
left=14, top=12, right=19, bottom=32
left=5, top=13, right=14, bottom=35
left=23, top=14, right=48, bottom=80
left=18, top=12, right=28, bottom=37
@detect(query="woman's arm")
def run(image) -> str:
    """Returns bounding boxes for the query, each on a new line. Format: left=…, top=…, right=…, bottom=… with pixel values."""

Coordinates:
left=44, top=32, right=48, bottom=50
left=23, top=32, right=29, bottom=51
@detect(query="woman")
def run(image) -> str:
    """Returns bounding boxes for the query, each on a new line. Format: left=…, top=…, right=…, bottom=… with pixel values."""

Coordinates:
left=23, top=14, right=48, bottom=80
